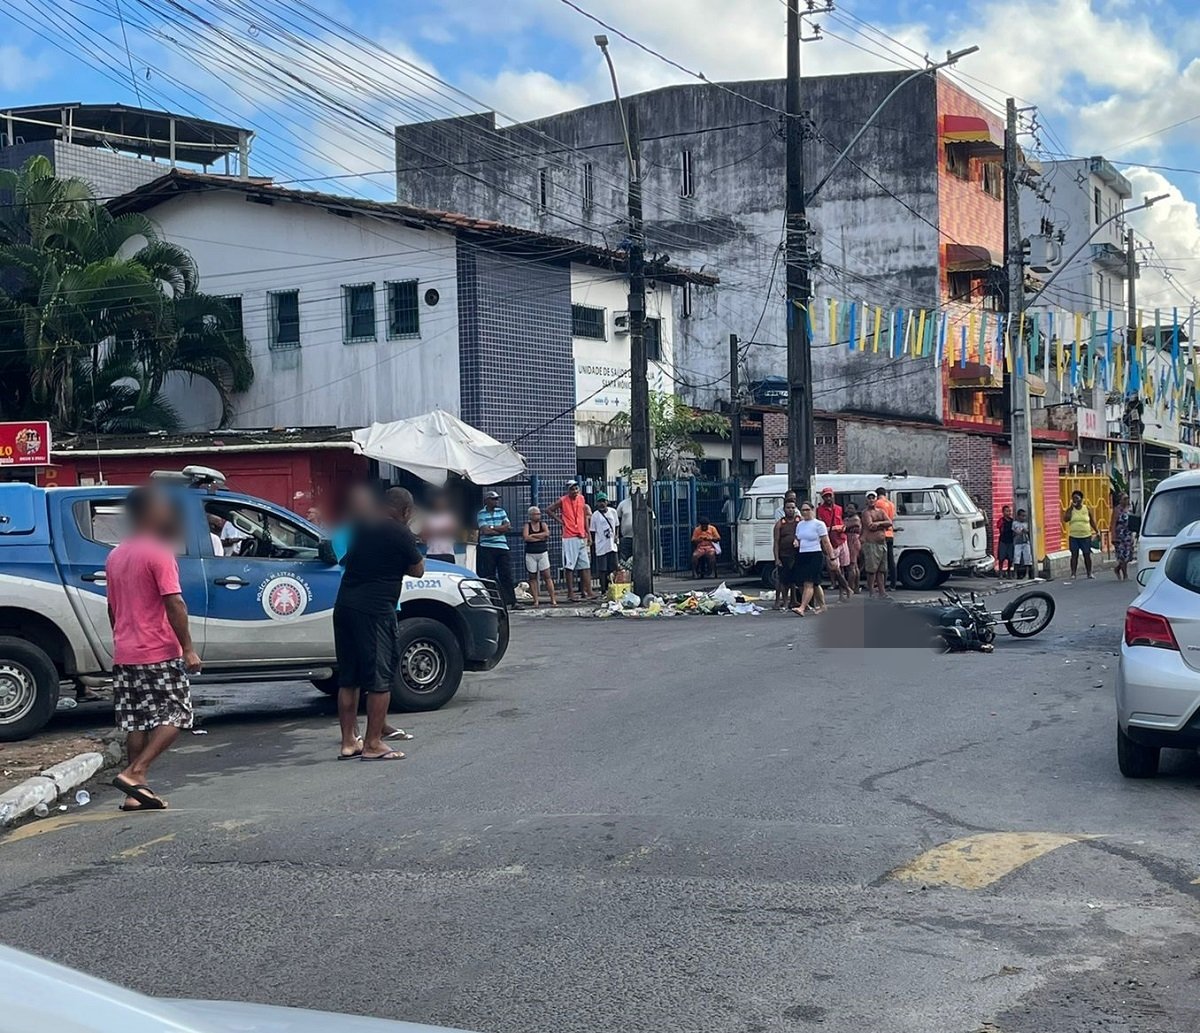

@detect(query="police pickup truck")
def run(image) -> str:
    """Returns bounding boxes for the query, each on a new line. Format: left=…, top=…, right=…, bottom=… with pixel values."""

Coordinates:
left=0, top=467, right=509, bottom=740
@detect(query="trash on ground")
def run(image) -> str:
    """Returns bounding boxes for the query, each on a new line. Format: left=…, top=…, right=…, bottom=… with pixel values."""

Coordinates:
left=591, top=587, right=762, bottom=618
left=74, top=790, right=90, bottom=806
left=191, top=729, right=208, bottom=735
left=32, top=803, right=49, bottom=818
left=55, top=697, right=78, bottom=711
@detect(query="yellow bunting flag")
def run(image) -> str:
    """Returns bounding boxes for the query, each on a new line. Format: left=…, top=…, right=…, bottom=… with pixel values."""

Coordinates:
left=872, top=306, right=882, bottom=353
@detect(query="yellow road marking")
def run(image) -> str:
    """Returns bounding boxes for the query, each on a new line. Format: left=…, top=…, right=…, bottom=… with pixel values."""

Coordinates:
left=115, top=833, right=176, bottom=859
left=891, top=832, right=1097, bottom=890
left=1, top=809, right=126, bottom=845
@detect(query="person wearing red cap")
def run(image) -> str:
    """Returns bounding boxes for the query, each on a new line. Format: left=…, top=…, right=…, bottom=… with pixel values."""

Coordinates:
left=815, top=488, right=851, bottom=601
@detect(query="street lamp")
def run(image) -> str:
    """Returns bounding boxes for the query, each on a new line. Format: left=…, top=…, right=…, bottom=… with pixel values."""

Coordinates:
left=806, top=46, right=979, bottom=205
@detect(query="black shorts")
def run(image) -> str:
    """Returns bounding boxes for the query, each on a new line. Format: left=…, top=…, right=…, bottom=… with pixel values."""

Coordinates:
left=596, top=551, right=618, bottom=574
left=1068, top=535, right=1093, bottom=556
left=777, top=553, right=800, bottom=586
left=333, top=607, right=397, bottom=693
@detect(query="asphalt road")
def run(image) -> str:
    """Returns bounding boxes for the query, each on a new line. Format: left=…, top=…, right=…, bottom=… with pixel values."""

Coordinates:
left=4, top=577, right=1200, bottom=1033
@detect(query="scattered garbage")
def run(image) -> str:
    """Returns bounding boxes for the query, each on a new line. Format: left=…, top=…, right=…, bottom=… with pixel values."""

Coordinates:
left=591, top=586, right=764, bottom=619
left=55, top=697, right=78, bottom=712
left=760, top=590, right=776, bottom=602
left=191, top=729, right=208, bottom=735
left=32, top=803, right=49, bottom=818
left=57, top=804, right=67, bottom=812
left=74, top=790, right=90, bottom=806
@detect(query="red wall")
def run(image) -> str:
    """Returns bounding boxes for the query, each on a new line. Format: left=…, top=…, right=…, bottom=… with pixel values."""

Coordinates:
left=41, top=448, right=367, bottom=519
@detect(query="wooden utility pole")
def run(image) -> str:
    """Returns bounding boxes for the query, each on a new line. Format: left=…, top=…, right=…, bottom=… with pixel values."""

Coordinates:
left=785, top=0, right=813, bottom=501
left=729, top=333, right=742, bottom=483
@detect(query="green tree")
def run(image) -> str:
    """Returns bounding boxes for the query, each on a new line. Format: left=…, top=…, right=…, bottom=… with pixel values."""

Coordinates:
left=0, top=156, right=252, bottom=432
left=610, top=391, right=731, bottom=477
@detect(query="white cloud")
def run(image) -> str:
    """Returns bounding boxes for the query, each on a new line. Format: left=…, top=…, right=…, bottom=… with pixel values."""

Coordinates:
left=1124, top=167, right=1200, bottom=309
left=461, top=70, right=591, bottom=124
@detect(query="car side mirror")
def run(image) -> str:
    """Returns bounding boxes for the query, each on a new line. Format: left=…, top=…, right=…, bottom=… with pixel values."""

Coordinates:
left=1126, top=514, right=1141, bottom=535
left=318, top=539, right=338, bottom=565
left=1136, top=567, right=1151, bottom=586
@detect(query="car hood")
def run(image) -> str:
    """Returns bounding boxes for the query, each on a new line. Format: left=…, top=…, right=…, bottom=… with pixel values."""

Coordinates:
left=164, top=999, right=472, bottom=1033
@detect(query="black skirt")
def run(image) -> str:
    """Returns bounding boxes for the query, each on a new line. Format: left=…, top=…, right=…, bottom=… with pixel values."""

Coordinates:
left=795, top=550, right=825, bottom=585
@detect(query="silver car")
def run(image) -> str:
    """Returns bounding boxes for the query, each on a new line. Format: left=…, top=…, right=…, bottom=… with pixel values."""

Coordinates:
left=1116, top=520, right=1200, bottom=777
left=0, top=943, right=473, bottom=1033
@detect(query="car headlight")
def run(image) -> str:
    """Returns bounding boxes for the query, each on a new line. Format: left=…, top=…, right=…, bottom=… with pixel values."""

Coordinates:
left=458, top=578, right=493, bottom=607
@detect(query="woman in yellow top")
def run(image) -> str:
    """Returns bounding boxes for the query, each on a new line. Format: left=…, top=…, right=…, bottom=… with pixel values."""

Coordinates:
left=1062, top=490, right=1098, bottom=579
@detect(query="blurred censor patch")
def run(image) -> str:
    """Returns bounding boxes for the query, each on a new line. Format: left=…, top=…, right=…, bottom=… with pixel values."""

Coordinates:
left=816, top=600, right=941, bottom=649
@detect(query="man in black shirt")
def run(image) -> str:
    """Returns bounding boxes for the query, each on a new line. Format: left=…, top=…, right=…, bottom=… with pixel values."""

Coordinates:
left=334, top=486, right=424, bottom=761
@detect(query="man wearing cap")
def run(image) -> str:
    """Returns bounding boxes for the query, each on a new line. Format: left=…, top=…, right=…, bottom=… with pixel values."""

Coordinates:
left=589, top=492, right=619, bottom=594
left=815, top=488, right=851, bottom=601
left=861, top=491, right=892, bottom=598
left=547, top=480, right=595, bottom=602
left=476, top=491, right=516, bottom=609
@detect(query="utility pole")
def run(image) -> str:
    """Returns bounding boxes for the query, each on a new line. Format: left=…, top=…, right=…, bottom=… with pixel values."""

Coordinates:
left=729, top=333, right=742, bottom=484
left=784, top=0, right=813, bottom=502
left=595, top=34, right=653, bottom=598
left=1005, top=97, right=1036, bottom=555
left=1126, top=226, right=1144, bottom=511
left=626, top=104, right=654, bottom=597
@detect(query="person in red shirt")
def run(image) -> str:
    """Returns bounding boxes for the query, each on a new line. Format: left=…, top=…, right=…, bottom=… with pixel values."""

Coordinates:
left=547, top=480, right=595, bottom=602
left=106, top=486, right=201, bottom=811
left=815, top=488, right=851, bottom=601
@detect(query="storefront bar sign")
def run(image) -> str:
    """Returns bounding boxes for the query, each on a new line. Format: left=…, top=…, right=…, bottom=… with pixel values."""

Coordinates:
left=0, top=421, right=51, bottom=466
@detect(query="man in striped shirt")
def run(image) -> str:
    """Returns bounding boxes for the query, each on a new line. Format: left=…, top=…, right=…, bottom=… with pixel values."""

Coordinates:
left=476, top=492, right=516, bottom=609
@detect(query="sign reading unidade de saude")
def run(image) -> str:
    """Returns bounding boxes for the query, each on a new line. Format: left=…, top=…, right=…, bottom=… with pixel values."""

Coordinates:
left=0, top=421, right=51, bottom=466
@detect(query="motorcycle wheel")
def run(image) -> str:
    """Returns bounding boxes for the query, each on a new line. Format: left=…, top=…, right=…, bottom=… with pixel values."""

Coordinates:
left=1002, top=590, right=1055, bottom=637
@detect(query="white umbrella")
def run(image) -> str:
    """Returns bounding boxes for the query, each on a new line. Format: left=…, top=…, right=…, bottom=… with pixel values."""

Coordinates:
left=351, top=410, right=527, bottom=486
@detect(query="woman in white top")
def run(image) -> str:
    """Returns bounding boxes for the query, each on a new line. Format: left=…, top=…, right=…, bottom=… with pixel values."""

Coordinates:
left=793, top=501, right=835, bottom=615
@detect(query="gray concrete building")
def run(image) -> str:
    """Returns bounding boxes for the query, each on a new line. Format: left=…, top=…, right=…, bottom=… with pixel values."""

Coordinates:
left=395, top=71, right=1007, bottom=429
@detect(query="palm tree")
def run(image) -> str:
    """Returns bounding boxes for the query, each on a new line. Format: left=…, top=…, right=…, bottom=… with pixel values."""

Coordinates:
left=0, top=155, right=252, bottom=432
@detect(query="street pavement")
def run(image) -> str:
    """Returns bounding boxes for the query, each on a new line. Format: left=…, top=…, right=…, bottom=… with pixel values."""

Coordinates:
left=3, top=577, right=1200, bottom=1032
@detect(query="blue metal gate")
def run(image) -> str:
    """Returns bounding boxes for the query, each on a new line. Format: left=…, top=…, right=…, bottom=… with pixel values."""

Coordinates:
left=653, top=478, right=741, bottom=572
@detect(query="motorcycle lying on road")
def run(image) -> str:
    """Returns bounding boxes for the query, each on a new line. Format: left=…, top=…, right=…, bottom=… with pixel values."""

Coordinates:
left=911, top=588, right=1056, bottom=653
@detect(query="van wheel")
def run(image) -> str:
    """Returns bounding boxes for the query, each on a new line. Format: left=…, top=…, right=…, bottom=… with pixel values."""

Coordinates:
left=0, top=637, right=59, bottom=742
left=391, top=618, right=464, bottom=712
left=759, top=563, right=778, bottom=589
left=1117, top=724, right=1160, bottom=778
left=897, top=552, right=940, bottom=591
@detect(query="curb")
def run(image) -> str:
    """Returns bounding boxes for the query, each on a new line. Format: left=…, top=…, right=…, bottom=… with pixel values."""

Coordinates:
left=0, top=738, right=123, bottom=827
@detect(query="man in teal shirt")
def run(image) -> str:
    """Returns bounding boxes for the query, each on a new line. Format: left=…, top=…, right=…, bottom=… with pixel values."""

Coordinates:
left=476, top=491, right=515, bottom=609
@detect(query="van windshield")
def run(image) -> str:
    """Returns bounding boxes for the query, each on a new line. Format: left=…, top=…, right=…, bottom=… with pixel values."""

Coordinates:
left=946, top=483, right=977, bottom=515
left=1143, top=487, right=1200, bottom=537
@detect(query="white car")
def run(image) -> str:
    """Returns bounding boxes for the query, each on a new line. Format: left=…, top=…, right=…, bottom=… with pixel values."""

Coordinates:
left=0, top=942, right=472, bottom=1033
left=1116, top=519, right=1200, bottom=777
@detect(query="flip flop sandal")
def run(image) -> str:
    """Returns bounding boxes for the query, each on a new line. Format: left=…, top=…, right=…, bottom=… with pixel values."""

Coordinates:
left=111, top=777, right=167, bottom=809
left=384, top=729, right=414, bottom=741
left=336, top=748, right=363, bottom=760
left=360, top=750, right=406, bottom=761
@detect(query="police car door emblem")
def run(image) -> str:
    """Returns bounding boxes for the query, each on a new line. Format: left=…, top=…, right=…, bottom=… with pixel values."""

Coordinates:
left=259, top=574, right=310, bottom=621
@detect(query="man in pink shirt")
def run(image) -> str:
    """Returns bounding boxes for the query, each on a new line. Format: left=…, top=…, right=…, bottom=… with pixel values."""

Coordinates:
left=106, top=485, right=201, bottom=810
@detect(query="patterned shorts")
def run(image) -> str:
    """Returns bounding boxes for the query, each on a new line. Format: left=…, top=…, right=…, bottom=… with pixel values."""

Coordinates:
left=113, top=659, right=193, bottom=732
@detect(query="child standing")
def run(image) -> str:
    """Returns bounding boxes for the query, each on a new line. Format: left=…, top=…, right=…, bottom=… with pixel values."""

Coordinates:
left=1012, top=508, right=1033, bottom=579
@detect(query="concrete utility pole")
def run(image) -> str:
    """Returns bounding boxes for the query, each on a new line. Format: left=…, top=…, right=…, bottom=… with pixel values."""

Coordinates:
left=596, top=35, right=653, bottom=597
left=1004, top=97, right=1036, bottom=552
left=785, top=0, right=813, bottom=501
left=729, top=333, right=742, bottom=484
left=1126, top=226, right=1144, bottom=511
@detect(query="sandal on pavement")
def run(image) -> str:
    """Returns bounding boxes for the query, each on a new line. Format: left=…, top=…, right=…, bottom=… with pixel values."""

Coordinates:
left=360, top=750, right=406, bottom=761
left=384, top=729, right=415, bottom=741
left=112, top=776, right=167, bottom=809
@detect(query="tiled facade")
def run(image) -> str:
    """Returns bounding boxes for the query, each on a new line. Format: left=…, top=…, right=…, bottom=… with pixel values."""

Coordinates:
left=457, top=242, right=578, bottom=571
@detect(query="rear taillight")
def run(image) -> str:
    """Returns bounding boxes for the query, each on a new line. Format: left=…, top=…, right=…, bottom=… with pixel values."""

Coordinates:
left=1124, top=607, right=1179, bottom=650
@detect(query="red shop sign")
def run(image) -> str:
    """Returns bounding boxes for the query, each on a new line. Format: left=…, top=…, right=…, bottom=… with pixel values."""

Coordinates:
left=0, top=421, right=51, bottom=466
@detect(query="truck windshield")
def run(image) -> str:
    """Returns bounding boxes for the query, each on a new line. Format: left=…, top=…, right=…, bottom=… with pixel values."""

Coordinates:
left=946, top=483, right=977, bottom=515
left=1143, top=487, right=1200, bottom=537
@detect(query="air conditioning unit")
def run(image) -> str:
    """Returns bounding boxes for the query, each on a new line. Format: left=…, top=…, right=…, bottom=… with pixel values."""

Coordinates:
left=613, top=311, right=630, bottom=335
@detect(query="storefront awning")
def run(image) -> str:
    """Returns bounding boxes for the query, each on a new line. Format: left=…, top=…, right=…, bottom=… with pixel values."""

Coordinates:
left=1145, top=437, right=1200, bottom=466
left=941, top=114, right=1005, bottom=156
left=945, top=244, right=999, bottom=272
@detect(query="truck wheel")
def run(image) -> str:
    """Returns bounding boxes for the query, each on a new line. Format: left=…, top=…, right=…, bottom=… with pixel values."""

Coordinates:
left=0, top=637, right=59, bottom=742
left=897, top=552, right=940, bottom=591
left=390, top=618, right=464, bottom=712
left=1117, top=723, right=1160, bottom=778
left=312, top=674, right=339, bottom=696
left=759, top=563, right=778, bottom=589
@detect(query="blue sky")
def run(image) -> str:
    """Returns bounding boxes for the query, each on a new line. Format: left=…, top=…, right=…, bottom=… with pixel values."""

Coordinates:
left=3, top=0, right=1199, bottom=298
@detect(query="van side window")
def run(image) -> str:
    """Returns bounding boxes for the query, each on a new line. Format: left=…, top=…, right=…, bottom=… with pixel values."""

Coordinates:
left=757, top=497, right=781, bottom=519
left=896, top=491, right=937, bottom=516
left=1142, top=487, right=1200, bottom=538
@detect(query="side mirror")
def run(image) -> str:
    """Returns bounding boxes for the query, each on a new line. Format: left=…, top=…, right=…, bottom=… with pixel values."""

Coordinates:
left=318, top=539, right=338, bottom=566
left=1136, top=567, right=1151, bottom=586
left=1127, top=514, right=1142, bottom=535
